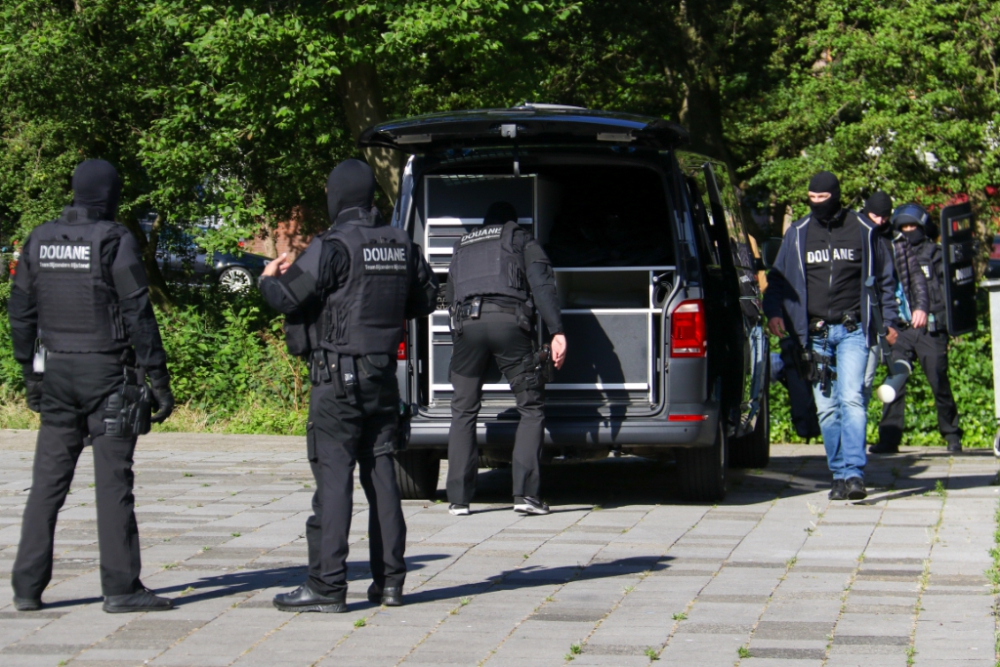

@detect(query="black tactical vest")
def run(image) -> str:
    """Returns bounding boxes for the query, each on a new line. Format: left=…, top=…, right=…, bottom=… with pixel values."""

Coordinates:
left=29, top=207, right=130, bottom=353
left=450, top=221, right=529, bottom=304
left=319, top=216, right=412, bottom=356
left=916, top=242, right=946, bottom=316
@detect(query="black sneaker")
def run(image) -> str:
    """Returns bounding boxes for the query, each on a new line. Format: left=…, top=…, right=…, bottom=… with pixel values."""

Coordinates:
left=946, top=439, right=963, bottom=454
left=448, top=504, right=470, bottom=516
left=103, top=587, right=174, bottom=613
left=12, top=596, right=41, bottom=612
left=845, top=477, right=867, bottom=500
left=828, top=479, right=848, bottom=501
left=273, top=583, right=347, bottom=613
left=367, top=582, right=403, bottom=607
left=514, top=496, right=550, bottom=515
left=868, top=442, right=899, bottom=455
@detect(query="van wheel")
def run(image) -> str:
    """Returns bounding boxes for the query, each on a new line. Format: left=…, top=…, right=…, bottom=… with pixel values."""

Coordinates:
left=729, top=385, right=770, bottom=469
left=394, top=450, right=440, bottom=500
left=675, top=423, right=728, bottom=502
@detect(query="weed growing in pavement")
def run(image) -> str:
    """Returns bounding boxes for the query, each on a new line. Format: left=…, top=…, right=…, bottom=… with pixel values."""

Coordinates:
left=905, top=646, right=916, bottom=665
left=935, top=480, right=947, bottom=498
left=183, top=473, right=193, bottom=477
left=460, top=598, right=470, bottom=606
left=231, top=532, right=241, bottom=537
left=569, top=643, right=582, bottom=655
left=786, top=556, right=797, bottom=568
left=671, top=612, right=687, bottom=621
left=644, top=647, right=659, bottom=660
left=737, top=646, right=751, bottom=659
left=623, top=585, right=635, bottom=594
left=353, top=618, right=366, bottom=628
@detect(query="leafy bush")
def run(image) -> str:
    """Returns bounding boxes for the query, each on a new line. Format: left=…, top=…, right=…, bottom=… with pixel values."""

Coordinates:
left=770, top=292, right=995, bottom=448
left=0, top=282, right=309, bottom=434
left=156, top=286, right=309, bottom=434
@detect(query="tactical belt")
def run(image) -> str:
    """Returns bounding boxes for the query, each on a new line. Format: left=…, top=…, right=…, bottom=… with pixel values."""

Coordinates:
left=809, top=310, right=861, bottom=334
left=457, top=300, right=519, bottom=320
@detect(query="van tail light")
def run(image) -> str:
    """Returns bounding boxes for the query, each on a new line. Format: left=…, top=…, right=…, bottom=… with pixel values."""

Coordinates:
left=398, top=322, right=408, bottom=360
left=670, top=299, right=706, bottom=358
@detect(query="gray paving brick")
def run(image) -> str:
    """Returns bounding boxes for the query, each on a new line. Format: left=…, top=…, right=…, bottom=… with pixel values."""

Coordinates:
left=0, top=435, right=995, bottom=667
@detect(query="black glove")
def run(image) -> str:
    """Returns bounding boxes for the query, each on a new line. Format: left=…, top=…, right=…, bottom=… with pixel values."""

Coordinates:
left=23, top=371, right=43, bottom=413
left=147, top=369, right=174, bottom=423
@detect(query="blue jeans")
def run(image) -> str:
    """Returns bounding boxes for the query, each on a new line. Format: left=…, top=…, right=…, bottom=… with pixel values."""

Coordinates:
left=810, top=325, right=868, bottom=480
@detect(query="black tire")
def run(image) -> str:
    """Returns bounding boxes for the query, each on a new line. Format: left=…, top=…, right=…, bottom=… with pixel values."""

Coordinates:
left=729, top=384, right=770, bottom=469
left=218, top=266, right=254, bottom=292
left=394, top=449, right=440, bottom=500
left=675, top=422, right=728, bottom=502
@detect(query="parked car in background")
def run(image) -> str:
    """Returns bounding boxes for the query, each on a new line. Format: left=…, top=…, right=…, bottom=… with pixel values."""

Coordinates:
left=139, top=221, right=269, bottom=291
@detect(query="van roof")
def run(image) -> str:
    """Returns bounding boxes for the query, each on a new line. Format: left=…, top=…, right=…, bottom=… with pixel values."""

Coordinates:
left=358, top=105, right=689, bottom=153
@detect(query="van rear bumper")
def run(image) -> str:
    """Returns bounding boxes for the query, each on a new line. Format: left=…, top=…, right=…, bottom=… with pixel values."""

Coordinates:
left=407, top=404, right=720, bottom=449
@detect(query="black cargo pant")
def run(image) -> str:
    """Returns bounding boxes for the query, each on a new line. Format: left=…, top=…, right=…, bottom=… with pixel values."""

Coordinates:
left=447, top=313, right=544, bottom=505
left=305, top=354, right=406, bottom=596
left=879, top=327, right=962, bottom=447
left=12, top=352, right=142, bottom=600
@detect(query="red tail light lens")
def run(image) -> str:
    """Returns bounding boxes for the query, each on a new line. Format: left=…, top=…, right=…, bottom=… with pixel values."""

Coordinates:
left=670, top=299, right=706, bottom=358
left=397, top=341, right=407, bottom=361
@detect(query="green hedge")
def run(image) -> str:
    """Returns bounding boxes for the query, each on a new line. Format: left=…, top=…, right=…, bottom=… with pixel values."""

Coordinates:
left=2, top=280, right=995, bottom=444
left=0, top=282, right=310, bottom=435
left=770, top=292, right=995, bottom=448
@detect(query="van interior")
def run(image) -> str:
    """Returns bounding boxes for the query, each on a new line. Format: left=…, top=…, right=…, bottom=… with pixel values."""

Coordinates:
left=413, top=158, right=677, bottom=417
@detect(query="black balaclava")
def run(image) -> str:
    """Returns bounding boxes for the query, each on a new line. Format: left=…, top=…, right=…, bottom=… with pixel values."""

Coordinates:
left=71, top=159, right=122, bottom=220
left=326, top=158, right=376, bottom=223
left=862, top=191, right=893, bottom=236
left=483, top=201, right=519, bottom=226
left=902, top=227, right=926, bottom=245
left=807, top=171, right=842, bottom=223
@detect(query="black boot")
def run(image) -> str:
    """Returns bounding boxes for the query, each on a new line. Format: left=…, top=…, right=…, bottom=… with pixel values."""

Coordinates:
left=845, top=477, right=867, bottom=501
left=946, top=438, right=963, bottom=454
left=103, top=587, right=174, bottom=613
left=273, top=583, right=347, bottom=613
left=367, top=582, right=403, bottom=607
left=868, top=442, right=899, bottom=455
left=13, top=596, right=41, bottom=612
left=829, top=479, right=847, bottom=501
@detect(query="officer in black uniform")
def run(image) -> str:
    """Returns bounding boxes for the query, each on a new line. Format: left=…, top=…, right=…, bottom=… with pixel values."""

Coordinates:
left=260, top=159, right=437, bottom=611
left=445, top=201, right=566, bottom=517
left=7, top=160, right=175, bottom=613
left=877, top=203, right=963, bottom=453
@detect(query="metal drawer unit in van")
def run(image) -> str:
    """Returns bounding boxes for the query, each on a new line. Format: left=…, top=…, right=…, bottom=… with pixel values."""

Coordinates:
left=423, top=173, right=671, bottom=408
left=423, top=174, right=536, bottom=405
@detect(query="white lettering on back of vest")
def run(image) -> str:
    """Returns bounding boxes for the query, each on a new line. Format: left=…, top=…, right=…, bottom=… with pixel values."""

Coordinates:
left=362, top=243, right=408, bottom=275
left=37, top=241, right=92, bottom=272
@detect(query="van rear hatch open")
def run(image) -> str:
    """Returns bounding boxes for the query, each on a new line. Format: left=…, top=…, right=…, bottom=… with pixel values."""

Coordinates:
left=361, top=108, right=692, bottom=422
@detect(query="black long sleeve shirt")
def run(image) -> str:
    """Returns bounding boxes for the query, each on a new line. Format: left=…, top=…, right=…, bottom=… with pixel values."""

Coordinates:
left=444, top=229, right=563, bottom=335
left=9, top=226, right=167, bottom=373
left=259, top=234, right=438, bottom=320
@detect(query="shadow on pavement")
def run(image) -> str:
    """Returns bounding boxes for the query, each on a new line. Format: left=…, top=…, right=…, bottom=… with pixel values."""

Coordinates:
left=161, top=554, right=449, bottom=606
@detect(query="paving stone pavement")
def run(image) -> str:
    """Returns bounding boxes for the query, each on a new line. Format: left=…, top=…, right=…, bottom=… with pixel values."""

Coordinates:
left=0, top=429, right=998, bottom=667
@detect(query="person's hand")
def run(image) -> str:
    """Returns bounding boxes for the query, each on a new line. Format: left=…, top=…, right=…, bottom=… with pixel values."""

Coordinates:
left=550, top=334, right=567, bottom=370
left=149, top=375, right=174, bottom=424
left=23, top=372, right=42, bottom=413
left=767, top=317, right=786, bottom=337
left=886, top=326, right=899, bottom=346
left=262, top=253, right=291, bottom=278
left=911, top=309, right=927, bottom=329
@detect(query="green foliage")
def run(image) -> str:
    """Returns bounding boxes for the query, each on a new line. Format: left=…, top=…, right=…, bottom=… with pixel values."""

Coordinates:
left=741, top=0, right=1000, bottom=217
left=770, top=292, right=995, bottom=448
left=155, top=287, right=309, bottom=434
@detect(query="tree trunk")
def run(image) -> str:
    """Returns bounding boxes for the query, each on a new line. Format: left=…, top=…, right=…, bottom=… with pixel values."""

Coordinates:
left=120, top=213, right=174, bottom=309
left=337, top=61, right=403, bottom=204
